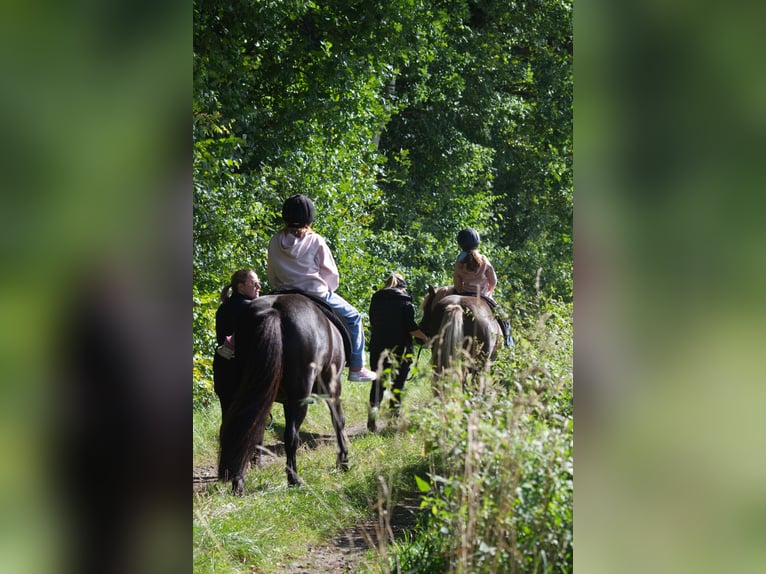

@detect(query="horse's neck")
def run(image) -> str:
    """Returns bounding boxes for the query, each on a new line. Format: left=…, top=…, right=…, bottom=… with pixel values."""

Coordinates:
left=431, top=286, right=452, bottom=306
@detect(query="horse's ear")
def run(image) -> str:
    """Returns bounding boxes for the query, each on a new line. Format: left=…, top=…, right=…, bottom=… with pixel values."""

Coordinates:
left=428, top=285, right=435, bottom=296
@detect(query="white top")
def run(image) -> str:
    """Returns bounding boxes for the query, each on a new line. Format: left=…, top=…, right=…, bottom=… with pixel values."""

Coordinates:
left=267, top=230, right=340, bottom=296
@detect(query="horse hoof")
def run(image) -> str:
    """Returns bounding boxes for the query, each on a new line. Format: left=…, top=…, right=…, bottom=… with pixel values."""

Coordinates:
left=232, top=476, right=245, bottom=496
left=287, top=468, right=303, bottom=487
left=337, top=457, right=350, bottom=472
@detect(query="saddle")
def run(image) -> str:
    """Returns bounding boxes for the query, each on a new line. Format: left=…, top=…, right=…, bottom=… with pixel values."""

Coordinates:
left=456, top=291, right=498, bottom=309
left=270, top=289, right=352, bottom=366
left=457, top=291, right=513, bottom=346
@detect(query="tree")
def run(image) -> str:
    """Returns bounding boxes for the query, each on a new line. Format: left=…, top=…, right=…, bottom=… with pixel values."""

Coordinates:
left=193, top=0, right=572, bottom=403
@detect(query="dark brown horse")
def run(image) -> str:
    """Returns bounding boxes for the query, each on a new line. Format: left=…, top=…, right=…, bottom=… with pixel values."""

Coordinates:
left=420, top=286, right=501, bottom=383
left=218, top=294, right=348, bottom=494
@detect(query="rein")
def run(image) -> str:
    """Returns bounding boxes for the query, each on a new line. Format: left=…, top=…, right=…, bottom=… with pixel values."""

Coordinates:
left=406, top=345, right=424, bottom=382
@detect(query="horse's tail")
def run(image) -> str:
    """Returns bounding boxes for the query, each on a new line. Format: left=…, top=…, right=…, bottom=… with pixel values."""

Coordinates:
left=436, top=304, right=464, bottom=372
left=218, top=307, right=283, bottom=486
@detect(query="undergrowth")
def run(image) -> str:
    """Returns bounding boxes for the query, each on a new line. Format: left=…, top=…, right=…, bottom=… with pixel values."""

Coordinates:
left=193, top=298, right=572, bottom=573
left=193, top=363, right=435, bottom=573
left=378, top=298, right=573, bottom=573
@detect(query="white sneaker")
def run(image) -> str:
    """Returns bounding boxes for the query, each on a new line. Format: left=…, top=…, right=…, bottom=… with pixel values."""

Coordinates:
left=216, top=335, right=235, bottom=359
left=348, top=367, right=377, bottom=382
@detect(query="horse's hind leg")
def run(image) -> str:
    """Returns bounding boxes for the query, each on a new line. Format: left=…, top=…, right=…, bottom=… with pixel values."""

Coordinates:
left=283, top=401, right=308, bottom=486
left=327, top=396, right=349, bottom=472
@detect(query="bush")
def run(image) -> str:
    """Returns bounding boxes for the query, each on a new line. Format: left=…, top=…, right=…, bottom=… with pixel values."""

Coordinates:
left=389, top=299, right=573, bottom=573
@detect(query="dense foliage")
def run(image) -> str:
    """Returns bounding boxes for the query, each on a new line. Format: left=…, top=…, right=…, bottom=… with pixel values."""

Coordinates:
left=393, top=299, right=573, bottom=572
left=193, top=0, right=572, bottom=403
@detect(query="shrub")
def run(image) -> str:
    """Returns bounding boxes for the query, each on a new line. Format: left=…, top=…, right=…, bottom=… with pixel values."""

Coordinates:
left=389, top=299, right=573, bottom=573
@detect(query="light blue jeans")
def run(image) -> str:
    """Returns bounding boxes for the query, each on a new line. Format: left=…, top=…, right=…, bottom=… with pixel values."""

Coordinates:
left=323, top=291, right=365, bottom=369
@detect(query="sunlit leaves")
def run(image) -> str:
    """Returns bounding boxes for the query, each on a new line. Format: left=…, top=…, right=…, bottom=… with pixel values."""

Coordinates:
left=193, top=0, right=572, bottom=402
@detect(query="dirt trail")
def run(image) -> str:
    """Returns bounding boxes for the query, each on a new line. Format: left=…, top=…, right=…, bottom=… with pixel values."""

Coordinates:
left=193, top=422, right=369, bottom=487
left=194, top=422, right=424, bottom=573
left=281, top=495, right=422, bottom=573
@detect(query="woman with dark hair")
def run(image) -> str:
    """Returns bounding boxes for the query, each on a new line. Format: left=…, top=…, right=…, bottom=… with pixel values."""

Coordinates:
left=367, top=273, right=427, bottom=431
left=453, top=228, right=513, bottom=347
left=213, top=268, right=260, bottom=416
left=267, top=194, right=377, bottom=382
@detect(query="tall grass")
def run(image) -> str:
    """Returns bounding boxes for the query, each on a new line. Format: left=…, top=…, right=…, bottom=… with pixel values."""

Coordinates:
left=193, top=358, right=437, bottom=573
left=380, top=299, right=573, bottom=573
left=193, top=299, right=572, bottom=573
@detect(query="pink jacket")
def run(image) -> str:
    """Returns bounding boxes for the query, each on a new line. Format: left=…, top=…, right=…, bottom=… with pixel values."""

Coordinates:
left=267, top=230, right=340, bottom=296
left=453, top=253, right=497, bottom=297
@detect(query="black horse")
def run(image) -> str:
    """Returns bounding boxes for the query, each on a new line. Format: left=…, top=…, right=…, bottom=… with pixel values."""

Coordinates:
left=420, top=285, right=501, bottom=385
left=217, top=294, right=349, bottom=494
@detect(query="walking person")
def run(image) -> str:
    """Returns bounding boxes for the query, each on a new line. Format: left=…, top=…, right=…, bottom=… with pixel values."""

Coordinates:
left=367, top=273, right=428, bottom=431
left=267, top=194, right=377, bottom=382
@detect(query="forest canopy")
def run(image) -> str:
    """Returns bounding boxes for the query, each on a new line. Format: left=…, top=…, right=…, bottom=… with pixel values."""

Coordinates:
left=193, top=0, right=572, bottom=401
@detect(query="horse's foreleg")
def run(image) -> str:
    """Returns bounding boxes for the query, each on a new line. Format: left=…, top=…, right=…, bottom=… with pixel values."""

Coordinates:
left=250, top=438, right=263, bottom=466
left=231, top=459, right=251, bottom=495
left=327, top=397, right=349, bottom=472
left=283, top=401, right=308, bottom=486
left=232, top=475, right=245, bottom=496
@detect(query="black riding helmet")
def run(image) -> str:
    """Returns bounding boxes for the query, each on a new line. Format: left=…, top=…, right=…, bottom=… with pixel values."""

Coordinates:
left=282, top=194, right=315, bottom=227
left=457, top=228, right=481, bottom=251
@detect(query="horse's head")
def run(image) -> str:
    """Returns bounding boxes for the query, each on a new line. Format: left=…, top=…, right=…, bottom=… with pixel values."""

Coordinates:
left=420, top=285, right=454, bottom=337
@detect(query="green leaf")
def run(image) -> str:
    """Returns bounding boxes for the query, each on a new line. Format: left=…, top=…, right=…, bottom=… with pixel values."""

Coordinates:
left=414, top=474, right=430, bottom=493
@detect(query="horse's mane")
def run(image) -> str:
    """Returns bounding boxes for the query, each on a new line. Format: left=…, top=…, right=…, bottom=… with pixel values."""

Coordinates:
left=422, top=285, right=455, bottom=312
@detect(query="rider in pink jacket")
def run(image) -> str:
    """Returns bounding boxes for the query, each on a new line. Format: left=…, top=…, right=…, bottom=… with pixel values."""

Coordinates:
left=267, top=194, right=377, bottom=382
left=453, top=228, right=513, bottom=347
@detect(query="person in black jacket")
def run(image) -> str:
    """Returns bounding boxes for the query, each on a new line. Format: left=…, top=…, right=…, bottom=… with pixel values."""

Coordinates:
left=213, top=268, right=260, bottom=417
left=367, top=273, right=428, bottom=431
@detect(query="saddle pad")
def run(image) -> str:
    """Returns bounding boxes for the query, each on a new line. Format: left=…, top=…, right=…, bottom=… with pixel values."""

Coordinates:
left=457, top=291, right=498, bottom=309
